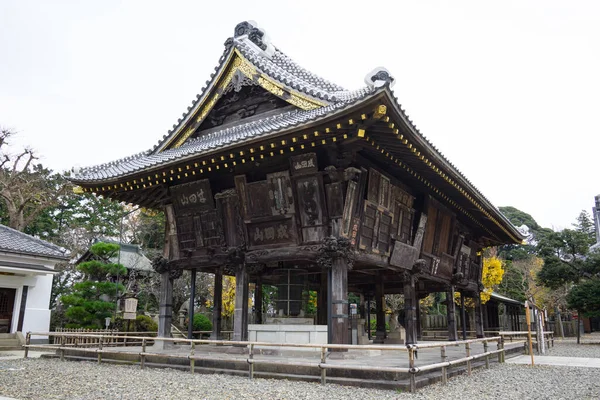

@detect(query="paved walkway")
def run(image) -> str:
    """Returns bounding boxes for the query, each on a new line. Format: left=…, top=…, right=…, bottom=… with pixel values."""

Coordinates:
left=506, top=355, right=600, bottom=368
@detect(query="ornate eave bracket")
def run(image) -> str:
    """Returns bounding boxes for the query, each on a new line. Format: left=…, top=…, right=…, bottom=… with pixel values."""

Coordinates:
left=316, top=236, right=355, bottom=270
left=152, top=255, right=182, bottom=280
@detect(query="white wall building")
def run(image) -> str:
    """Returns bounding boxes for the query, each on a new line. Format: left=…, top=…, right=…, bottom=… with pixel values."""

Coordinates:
left=0, top=224, right=68, bottom=339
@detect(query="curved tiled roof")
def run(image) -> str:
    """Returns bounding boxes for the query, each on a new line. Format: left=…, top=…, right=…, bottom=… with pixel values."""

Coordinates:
left=72, top=91, right=376, bottom=183
left=0, top=224, right=69, bottom=260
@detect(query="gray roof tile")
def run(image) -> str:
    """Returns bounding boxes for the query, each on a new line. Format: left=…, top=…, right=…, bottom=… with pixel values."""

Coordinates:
left=0, top=224, right=69, bottom=259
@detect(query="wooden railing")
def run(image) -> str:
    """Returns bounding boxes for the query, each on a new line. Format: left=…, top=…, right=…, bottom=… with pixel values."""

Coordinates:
left=23, top=332, right=513, bottom=393
left=499, top=331, right=554, bottom=353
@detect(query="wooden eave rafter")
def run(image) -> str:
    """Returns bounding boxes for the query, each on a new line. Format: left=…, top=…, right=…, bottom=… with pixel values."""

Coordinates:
left=352, top=92, right=523, bottom=245
left=81, top=104, right=380, bottom=204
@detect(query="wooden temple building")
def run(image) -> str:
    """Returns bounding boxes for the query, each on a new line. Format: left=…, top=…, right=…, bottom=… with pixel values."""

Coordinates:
left=70, top=21, right=524, bottom=345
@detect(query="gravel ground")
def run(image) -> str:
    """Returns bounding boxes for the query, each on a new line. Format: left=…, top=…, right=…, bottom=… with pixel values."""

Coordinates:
left=547, top=340, right=600, bottom=358
left=1, top=358, right=599, bottom=400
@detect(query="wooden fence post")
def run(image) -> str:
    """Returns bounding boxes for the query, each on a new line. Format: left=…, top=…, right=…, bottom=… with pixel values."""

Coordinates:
left=409, top=346, right=416, bottom=393
left=190, top=342, right=195, bottom=374
left=141, top=338, right=146, bottom=370
left=441, top=345, right=447, bottom=384
left=98, top=336, right=103, bottom=364
left=483, top=340, right=489, bottom=369
left=465, top=342, right=471, bottom=376
left=248, top=344, right=254, bottom=379
left=320, top=346, right=327, bottom=385
left=60, top=336, right=65, bottom=361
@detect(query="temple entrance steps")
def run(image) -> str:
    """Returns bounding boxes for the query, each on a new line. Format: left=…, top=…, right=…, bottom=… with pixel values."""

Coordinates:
left=0, top=333, right=22, bottom=351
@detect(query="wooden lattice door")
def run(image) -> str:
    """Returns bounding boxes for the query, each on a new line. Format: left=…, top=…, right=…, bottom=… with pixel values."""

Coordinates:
left=0, top=288, right=16, bottom=333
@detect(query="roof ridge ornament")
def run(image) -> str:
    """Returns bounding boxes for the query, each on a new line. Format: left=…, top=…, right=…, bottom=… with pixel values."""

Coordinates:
left=234, top=20, right=275, bottom=59
left=364, top=67, right=396, bottom=89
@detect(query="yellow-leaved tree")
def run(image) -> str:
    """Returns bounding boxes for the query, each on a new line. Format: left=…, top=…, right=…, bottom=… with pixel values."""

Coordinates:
left=455, top=253, right=505, bottom=307
left=480, top=256, right=505, bottom=303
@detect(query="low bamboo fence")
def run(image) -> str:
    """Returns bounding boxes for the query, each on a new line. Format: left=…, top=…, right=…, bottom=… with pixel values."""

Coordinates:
left=23, top=331, right=523, bottom=393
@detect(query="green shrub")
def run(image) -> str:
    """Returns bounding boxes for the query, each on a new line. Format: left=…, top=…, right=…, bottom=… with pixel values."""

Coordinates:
left=135, top=315, right=157, bottom=332
left=193, top=313, right=212, bottom=332
left=369, top=318, right=390, bottom=332
left=112, top=314, right=157, bottom=333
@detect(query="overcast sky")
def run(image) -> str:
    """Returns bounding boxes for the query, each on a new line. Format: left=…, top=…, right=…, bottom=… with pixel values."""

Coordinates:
left=1, top=1, right=598, bottom=230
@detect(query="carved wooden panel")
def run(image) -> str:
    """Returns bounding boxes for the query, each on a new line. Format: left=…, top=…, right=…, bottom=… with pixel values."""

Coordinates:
left=290, top=153, right=318, bottom=176
left=267, top=171, right=295, bottom=216
left=234, top=175, right=249, bottom=218
left=359, top=202, right=377, bottom=251
left=247, top=218, right=298, bottom=248
left=216, top=191, right=245, bottom=248
left=423, top=206, right=438, bottom=254
left=246, top=181, right=271, bottom=218
left=171, top=179, right=214, bottom=213
left=296, top=175, right=326, bottom=243
left=359, top=201, right=393, bottom=255
left=390, top=240, right=419, bottom=269
left=200, top=209, right=223, bottom=247
left=367, top=168, right=392, bottom=210
left=367, top=168, right=381, bottom=205
left=176, top=216, right=196, bottom=251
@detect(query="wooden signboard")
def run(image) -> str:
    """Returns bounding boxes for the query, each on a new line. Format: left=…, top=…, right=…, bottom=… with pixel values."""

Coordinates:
left=247, top=218, right=298, bottom=248
left=267, top=171, right=295, bottom=215
left=296, top=175, right=326, bottom=243
left=359, top=201, right=394, bottom=256
left=290, top=153, right=318, bottom=176
left=171, top=179, right=214, bottom=213
left=246, top=181, right=271, bottom=218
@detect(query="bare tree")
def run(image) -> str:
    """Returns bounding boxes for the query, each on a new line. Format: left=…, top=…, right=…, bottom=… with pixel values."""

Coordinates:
left=0, top=128, right=67, bottom=231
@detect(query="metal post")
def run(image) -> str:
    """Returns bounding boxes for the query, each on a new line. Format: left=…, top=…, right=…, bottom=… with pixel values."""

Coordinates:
left=24, top=332, right=31, bottom=358
left=249, top=344, right=254, bottom=379
left=320, top=346, right=327, bottom=384
left=190, top=342, right=195, bottom=374
left=465, top=342, right=471, bottom=375
left=188, top=269, right=197, bottom=340
left=141, top=338, right=146, bottom=369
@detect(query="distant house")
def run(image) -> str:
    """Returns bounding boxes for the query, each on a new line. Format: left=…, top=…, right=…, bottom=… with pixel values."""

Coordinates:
left=75, top=239, right=155, bottom=312
left=0, top=224, right=68, bottom=335
left=76, top=239, right=154, bottom=275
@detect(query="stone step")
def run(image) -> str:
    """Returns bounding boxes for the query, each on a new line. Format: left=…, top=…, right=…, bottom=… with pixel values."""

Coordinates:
left=0, top=333, right=17, bottom=339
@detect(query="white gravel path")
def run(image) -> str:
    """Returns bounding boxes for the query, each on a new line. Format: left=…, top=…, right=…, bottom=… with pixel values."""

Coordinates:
left=2, top=341, right=600, bottom=399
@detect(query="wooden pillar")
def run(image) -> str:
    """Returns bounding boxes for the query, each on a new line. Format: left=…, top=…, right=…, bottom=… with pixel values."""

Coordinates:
left=210, top=268, right=223, bottom=340
left=416, top=296, right=422, bottom=340
left=233, top=263, right=249, bottom=342
left=374, top=273, right=386, bottom=343
left=188, top=269, right=197, bottom=339
left=404, top=273, right=418, bottom=345
left=328, top=257, right=349, bottom=346
left=446, top=286, right=458, bottom=341
left=255, top=278, right=263, bottom=325
left=317, top=272, right=328, bottom=325
left=475, top=292, right=484, bottom=338
left=460, top=292, right=467, bottom=340
left=158, top=272, right=173, bottom=338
